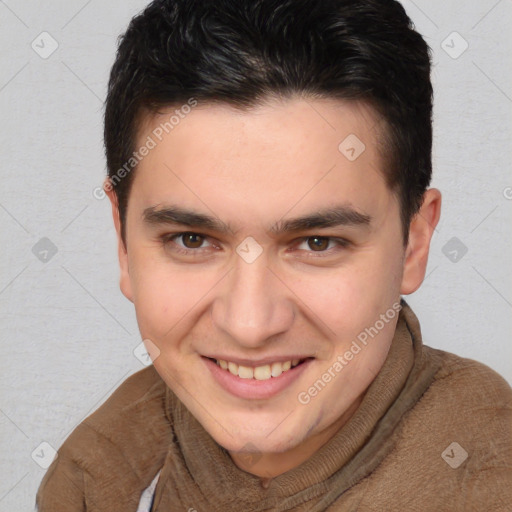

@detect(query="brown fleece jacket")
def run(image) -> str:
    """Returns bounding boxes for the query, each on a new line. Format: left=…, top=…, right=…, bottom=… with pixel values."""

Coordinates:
left=36, top=302, right=512, bottom=511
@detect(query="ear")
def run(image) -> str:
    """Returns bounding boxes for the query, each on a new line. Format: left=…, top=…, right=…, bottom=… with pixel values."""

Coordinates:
left=400, top=188, right=442, bottom=295
left=105, top=179, right=134, bottom=303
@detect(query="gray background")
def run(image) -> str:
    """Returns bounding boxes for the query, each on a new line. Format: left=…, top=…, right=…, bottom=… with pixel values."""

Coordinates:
left=1, top=0, right=511, bottom=509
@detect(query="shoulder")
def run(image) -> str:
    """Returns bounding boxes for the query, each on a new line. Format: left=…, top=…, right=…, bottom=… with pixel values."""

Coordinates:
left=415, top=346, right=512, bottom=436
left=407, top=347, right=512, bottom=507
left=424, top=345, right=512, bottom=407
left=65, top=364, right=171, bottom=463
left=37, top=366, right=172, bottom=511
left=365, top=347, right=512, bottom=510
left=83, top=364, right=169, bottom=433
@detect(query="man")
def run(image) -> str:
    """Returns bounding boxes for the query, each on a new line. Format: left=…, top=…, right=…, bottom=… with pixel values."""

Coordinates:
left=37, top=0, right=512, bottom=510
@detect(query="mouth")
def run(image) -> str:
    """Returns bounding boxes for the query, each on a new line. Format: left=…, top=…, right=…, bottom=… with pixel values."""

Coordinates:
left=202, top=356, right=315, bottom=400
left=206, top=356, right=312, bottom=381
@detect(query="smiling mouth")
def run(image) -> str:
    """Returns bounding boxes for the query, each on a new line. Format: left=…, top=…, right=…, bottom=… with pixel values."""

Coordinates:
left=206, top=357, right=312, bottom=381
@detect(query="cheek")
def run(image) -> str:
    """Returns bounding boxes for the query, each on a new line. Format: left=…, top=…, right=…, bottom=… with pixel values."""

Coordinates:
left=128, top=253, right=212, bottom=340
left=288, top=255, right=402, bottom=369
left=291, top=259, right=397, bottom=329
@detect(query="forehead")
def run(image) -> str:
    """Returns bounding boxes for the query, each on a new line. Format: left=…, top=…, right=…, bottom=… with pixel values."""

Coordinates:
left=138, top=95, right=386, bottom=163
left=129, top=96, right=394, bottom=232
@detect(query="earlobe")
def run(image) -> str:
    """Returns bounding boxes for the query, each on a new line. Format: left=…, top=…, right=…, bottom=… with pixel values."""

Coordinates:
left=105, top=179, right=134, bottom=303
left=400, top=188, right=442, bottom=295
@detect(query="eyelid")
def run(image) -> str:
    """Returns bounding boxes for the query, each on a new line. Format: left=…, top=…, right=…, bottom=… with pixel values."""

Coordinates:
left=161, top=232, right=215, bottom=252
left=292, top=236, right=351, bottom=256
left=160, top=231, right=350, bottom=259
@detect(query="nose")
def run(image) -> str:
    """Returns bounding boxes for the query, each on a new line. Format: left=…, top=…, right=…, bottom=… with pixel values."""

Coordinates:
left=210, top=253, right=295, bottom=349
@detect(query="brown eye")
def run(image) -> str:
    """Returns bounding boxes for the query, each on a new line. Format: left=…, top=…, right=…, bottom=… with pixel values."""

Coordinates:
left=181, top=232, right=205, bottom=249
left=307, top=236, right=330, bottom=251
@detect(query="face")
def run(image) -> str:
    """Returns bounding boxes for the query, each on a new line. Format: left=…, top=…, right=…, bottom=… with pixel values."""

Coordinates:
left=108, top=96, right=439, bottom=476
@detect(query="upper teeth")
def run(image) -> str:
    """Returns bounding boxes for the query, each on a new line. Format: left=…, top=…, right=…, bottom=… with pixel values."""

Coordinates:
left=216, top=358, right=302, bottom=380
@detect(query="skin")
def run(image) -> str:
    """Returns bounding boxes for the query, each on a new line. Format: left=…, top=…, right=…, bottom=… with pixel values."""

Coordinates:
left=106, top=96, right=441, bottom=479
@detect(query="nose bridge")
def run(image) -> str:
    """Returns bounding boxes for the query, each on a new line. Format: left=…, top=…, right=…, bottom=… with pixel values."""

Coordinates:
left=211, top=253, right=292, bottom=347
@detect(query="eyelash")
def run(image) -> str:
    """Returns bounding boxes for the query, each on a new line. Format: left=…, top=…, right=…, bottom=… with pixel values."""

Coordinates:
left=160, top=232, right=351, bottom=258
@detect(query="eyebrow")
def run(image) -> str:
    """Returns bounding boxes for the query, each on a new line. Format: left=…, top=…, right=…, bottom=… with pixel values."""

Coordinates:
left=142, top=204, right=372, bottom=235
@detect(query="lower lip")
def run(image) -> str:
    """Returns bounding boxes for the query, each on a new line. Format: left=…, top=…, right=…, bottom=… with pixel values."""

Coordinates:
left=202, top=357, right=313, bottom=400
